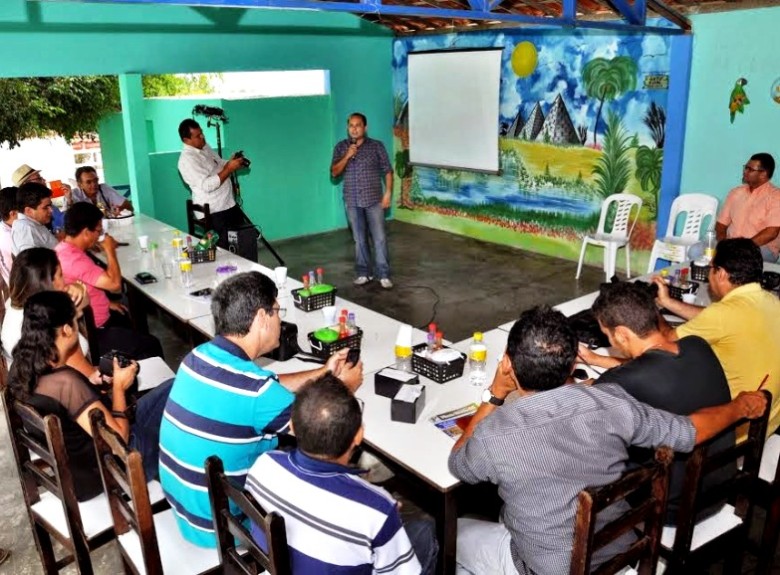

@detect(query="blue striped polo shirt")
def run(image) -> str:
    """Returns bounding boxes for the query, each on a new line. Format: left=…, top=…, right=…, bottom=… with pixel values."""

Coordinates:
left=159, top=336, right=294, bottom=547
left=246, top=449, right=421, bottom=574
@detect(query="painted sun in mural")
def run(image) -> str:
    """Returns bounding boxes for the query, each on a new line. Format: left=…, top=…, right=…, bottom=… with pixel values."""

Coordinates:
left=511, top=41, right=538, bottom=78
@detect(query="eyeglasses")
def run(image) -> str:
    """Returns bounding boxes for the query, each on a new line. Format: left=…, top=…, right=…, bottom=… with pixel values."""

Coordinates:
left=356, top=397, right=365, bottom=413
left=743, top=165, right=765, bottom=173
left=272, top=306, right=287, bottom=319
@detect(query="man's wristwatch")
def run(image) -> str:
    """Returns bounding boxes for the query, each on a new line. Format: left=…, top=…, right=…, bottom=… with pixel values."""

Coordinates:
left=481, top=389, right=505, bottom=406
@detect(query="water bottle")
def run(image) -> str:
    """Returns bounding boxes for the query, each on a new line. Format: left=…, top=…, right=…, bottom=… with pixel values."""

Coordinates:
left=468, top=332, right=488, bottom=387
left=395, top=324, right=413, bottom=372
left=704, top=229, right=716, bottom=261
left=179, top=257, right=193, bottom=288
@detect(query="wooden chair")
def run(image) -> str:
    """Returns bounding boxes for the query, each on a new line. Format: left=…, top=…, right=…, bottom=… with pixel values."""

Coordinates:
left=1, top=385, right=115, bottom=574
left=89, top=410, right=220, bottom=575
left=752, top=432, right=780, bottom=575
left=659, top=390, right=772, bottom=574
left=570, top=446, right=673, bottom=575
left=206, top=455, right=291, bottom=575
left=186, top=199, right=212, bottom=239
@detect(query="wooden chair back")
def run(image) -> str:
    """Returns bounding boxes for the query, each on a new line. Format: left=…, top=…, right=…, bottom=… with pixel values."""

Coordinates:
left=186, top=199, right=212, bottom=239
left=89, top=409, right=163, bottom=575
left=206, top=455, right=291, bottom=575
left=1, top=385, right=112, bottom=574
left=661, top=390, right=772, bottom=572
left=570, top=446, right=673, bottom=575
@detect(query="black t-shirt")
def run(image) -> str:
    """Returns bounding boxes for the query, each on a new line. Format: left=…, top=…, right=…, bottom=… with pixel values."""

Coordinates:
left=596, top=335, right=735, bottom=523
left=26, top=366, right=105, bottom=502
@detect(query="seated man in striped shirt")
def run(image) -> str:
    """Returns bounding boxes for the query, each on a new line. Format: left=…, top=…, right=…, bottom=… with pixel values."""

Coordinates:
left=159, top=271, right=362, bottom=547
left=246, top=373, right=438, bottom=574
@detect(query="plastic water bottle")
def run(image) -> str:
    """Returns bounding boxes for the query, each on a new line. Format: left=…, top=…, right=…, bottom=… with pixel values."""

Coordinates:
left=468, top=332, right=487, bottom=387
left=395, top=324, right=413, bottom=372
left=704, top=229, right=716, bottom=261
left=179, top=257, right=193, bottom=288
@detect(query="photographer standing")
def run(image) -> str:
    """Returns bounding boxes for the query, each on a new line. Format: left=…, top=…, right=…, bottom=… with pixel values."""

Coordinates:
left=177, top=118, right=250, bottom=249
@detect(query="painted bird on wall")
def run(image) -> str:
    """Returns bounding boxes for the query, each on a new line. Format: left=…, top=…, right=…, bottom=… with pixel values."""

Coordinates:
left=729, top=78, right=750, bottom=124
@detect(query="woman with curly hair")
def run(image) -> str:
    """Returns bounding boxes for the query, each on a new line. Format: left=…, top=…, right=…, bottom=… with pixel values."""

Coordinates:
left=8, top=291, right=170, bottom=500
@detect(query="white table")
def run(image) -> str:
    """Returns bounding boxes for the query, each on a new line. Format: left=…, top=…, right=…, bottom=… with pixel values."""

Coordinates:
left=190, top=293, right=428, bottom=375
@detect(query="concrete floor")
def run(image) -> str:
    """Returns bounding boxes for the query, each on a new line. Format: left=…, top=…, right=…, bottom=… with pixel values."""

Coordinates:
left=0, top=221, right=773, bottom=573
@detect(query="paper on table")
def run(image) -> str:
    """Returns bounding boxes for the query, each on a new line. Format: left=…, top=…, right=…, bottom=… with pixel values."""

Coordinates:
left=430, top=403, right=479, bottom=439
left=379, top=368, right=419, bottom=382
left=137, top=357, right=175, bottom=391
left=394, top=384, right=424, bottom=402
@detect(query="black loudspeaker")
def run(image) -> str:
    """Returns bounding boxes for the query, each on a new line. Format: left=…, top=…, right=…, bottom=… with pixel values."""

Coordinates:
left=227, top=224, right=259, bottom=262
left=263, top=321, right=299, bottom=361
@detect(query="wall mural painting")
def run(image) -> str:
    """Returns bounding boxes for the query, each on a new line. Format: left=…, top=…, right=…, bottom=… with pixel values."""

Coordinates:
left=392, top=31, right=672, bottom=265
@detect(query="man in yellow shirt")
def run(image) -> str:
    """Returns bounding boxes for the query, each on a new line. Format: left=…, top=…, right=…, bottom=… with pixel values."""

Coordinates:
left=655, top=238, right=780, bottom=434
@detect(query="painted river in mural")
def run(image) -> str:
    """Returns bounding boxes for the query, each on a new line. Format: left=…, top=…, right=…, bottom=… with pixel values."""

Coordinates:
left=416, top=167, right=601, bottom=216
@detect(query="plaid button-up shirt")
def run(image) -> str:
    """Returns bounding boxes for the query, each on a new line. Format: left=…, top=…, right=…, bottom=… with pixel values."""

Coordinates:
left=332, top=137, right=392, bottom=208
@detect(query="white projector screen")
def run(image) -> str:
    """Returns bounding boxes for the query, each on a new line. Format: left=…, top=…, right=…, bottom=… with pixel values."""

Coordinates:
left=408, top=49, right=502, bottom=173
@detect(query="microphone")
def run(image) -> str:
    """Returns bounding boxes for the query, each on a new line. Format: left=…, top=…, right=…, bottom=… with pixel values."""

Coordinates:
left=348, top=138, right=357, bottom=161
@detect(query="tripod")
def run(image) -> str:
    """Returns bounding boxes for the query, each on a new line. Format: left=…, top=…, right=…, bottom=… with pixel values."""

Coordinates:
left=196, top=109, right=285, bottom=267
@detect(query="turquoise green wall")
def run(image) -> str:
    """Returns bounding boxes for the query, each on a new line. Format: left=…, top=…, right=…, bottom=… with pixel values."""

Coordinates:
left=144, top=98, right=223, bottom=153
left=99, top=114, right=130, bottom=185
left=223, top=96, right=343, bottom=238
left=149, top=152, right=190, bottom=232
left=680, top=6, right=780, bottom=202
left=1, top=0, right=393, bottom=236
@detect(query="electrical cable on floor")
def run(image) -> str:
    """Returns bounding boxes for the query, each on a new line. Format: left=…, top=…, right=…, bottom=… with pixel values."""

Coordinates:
left=393, top=284, right=440, bottom=330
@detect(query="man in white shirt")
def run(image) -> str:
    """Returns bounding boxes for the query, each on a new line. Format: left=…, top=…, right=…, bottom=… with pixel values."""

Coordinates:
left=71, top=166, right=133, bottom=214
left=11, top=183, right=58, bottom=255
left=177, top=118, right=250, bottom=249
left=0, top=187, right=18, bottom=284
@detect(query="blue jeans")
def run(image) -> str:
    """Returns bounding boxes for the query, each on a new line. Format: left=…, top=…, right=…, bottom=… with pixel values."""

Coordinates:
left=347, top=203, right=391, bottom=279
left=405, top=518, right=438, bottom=575
left=129, top=378, right=173, bottom=481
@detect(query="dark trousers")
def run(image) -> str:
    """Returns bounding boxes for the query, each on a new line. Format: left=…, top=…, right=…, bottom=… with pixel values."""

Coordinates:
left=405, top=518, right=439, bottom=575
left=211, top=205, right=254, bottom=250
left=129, top=378, right=173, bottom=481
left=98, top=310, right=164, bottom=361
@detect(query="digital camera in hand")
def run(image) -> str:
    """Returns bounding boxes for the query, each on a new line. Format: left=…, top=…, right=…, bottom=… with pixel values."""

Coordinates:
left=99, top=350, right=136, bottom=377
left=234, top=150, right=251, bottom=167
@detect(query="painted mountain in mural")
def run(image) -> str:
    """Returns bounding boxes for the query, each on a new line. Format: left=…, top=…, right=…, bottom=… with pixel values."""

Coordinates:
left=536, top=94, right=581, bottom=145
left=507, top=109, right=525, bottom=138
left=518, top=102, right=545, bottom=140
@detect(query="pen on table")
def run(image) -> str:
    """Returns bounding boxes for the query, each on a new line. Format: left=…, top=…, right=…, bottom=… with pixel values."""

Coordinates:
left=758, top=374, right=769, bottom=391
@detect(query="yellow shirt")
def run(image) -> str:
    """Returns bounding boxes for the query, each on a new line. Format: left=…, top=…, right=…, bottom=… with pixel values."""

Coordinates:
left=676, top=283, right=780, bottom=435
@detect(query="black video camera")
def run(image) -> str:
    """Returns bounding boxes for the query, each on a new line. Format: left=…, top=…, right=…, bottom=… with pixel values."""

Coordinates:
left=99, top=350, right=136, bottom=377
left=234, top=150, right=251, bottom=168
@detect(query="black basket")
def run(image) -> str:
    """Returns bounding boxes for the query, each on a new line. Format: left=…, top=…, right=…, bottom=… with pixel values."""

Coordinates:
left=410, top=343, right=466, bottom=384
left=292, top=287, right=337, bottom=312
left=668, top=281, right=698, bottom=301
left=690, top=261, right=710, bottom=282
left=189, top=247, right=217, bottom=264
left=308, top=327, right=362, bottom=358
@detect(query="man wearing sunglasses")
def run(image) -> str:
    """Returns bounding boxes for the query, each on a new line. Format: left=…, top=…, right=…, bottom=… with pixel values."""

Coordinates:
left=715, top=153, right=780, bottom=262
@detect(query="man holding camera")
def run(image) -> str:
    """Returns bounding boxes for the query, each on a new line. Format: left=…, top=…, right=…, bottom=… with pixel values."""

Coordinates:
left=177, top=118, right=250, bottom=250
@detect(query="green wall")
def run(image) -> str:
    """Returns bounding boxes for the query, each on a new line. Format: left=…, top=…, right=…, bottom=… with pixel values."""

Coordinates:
left=680, top=6, right=780, bottom=203
left=1, top=0, right=393, bottom=236
left=149, top=151, right=190, bottom=232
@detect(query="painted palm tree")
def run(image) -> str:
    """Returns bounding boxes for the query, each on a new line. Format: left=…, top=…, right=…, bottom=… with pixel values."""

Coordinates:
left=643, top=102, right=666, bottom=148
left=592, top=112, right=633, bottom=199
left=583, top=56, right=638, bottom=146
left=635, top=145, right=664, bottom=216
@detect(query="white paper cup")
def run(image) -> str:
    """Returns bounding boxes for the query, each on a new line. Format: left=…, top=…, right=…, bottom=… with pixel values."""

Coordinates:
left=321, top=305, right=337, bottom=325
left=681, top=293, right=697, bottom=304
left=274, top=266, right=288, bottom=288
left=138, top=235, right=149, bottom=251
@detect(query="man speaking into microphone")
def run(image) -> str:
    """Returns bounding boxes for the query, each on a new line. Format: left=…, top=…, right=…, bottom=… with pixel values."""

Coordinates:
left=177, top=117, right=249, bottom=250
left=331, top=112, right=394, bottom=289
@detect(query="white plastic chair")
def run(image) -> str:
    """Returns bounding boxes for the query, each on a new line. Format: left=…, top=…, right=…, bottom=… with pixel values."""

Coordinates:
left=576, top=193, right=643, bottom=281
left=646, top=193, right=719, bottom=273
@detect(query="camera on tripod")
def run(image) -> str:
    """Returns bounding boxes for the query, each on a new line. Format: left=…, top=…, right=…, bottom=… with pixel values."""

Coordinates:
left=234, top=150, right=251, bottom=168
